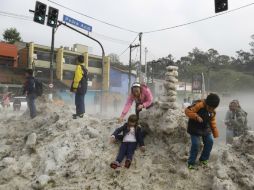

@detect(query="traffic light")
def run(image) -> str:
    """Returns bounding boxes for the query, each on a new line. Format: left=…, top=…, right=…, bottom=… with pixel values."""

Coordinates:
left=33, top=1, right=47, bottom=24
left=215, top=0, right=228, bottom=13
left=47, top=7, right=59, bottom=27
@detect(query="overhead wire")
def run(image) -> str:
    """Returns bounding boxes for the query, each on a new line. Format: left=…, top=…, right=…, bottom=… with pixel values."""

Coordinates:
left=0, top=11, right=33, bottom=21
left=0, top=11, right=133, bottom=45
left=118, top=34, right=139, bottom=57
left=143, top=2, right=254, bottom=34
left=47, top=0, right=139, bottom=34
left=0, top=10, right=32, bottom=19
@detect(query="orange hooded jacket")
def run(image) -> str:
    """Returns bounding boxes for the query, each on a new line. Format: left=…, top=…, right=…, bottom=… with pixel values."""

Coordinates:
left=185, top=100, right=219, bottom=138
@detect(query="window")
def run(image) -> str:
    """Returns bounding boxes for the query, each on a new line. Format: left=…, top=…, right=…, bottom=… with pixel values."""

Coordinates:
left=88, top=58, right=102, bottom=68
left=63, top=70, right=74, bottom=80
left=35, top=51, right=56, bottom=62
left=64, top=54, right=78, bottom=65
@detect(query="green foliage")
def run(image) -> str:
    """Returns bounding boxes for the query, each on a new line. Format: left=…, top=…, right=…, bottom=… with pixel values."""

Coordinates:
left=210, top=69, right=254, bottom=92
left=146, top=34, right=254, bottom=92
left=3, top=27, right=22, bottom=44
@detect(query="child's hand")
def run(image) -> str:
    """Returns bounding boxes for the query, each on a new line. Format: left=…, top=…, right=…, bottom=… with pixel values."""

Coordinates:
left=110, top=136, right=116, bottom=144
left=137, top=105, right=144, bottom=111
left=140, top=146, right=145, bottom=152
left=117, top=117, right=124, bottom=123
left=196, top=116, right=203, bottom=123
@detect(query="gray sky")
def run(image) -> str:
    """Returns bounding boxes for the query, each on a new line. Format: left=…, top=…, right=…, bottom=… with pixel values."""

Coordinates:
left=1, top=0, right=254, bottom=64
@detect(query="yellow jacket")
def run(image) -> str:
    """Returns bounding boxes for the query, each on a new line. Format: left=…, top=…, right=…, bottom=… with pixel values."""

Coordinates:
left=72, top=64, right=84, bottom=89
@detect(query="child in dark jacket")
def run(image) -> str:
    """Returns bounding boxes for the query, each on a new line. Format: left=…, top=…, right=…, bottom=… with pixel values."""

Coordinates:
left=185, top=93, right=220, bottom=169
left=110, top=114, right=145, bottom=169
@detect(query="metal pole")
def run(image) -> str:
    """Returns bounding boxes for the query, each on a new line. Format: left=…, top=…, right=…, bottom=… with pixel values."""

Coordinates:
left=152, top=61, right=154, bottom=85
left=138, top=32, right=142, bottom=82
left=128, top=45, right=132, bottom=93
left=145, top=47, right=148, bottom=84
left=207, top=69, right=210, bottom=93
left=100, top=54, right=104, bottom=114
left=49, top=27, right=55, bottom=101
left=26, top=43, right=29, bottom=68
left=58, top=21, right=105, bottom=56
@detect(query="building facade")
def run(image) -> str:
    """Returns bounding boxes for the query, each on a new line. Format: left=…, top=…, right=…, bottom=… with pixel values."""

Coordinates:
left=17, top=42, right=110, bottom=92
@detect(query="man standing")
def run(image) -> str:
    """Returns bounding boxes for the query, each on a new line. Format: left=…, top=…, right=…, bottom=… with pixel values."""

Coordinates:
left=23, top=69, right=37, bottom=118
left=70, top=55, right=88, bottom=119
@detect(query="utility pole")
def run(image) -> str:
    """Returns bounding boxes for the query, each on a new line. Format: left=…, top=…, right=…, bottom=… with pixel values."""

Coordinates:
left=145, top=47, right=148, bottom=84
left=128, top=44, right=140, bottom=93
left=138, top=32, right=143, bottom=82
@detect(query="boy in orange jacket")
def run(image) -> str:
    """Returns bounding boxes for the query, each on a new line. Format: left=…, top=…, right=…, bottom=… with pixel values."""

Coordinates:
left=185, top=93, right=220, bottom=169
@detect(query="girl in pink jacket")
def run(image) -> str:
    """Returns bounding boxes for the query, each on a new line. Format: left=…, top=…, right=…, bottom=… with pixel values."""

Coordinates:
left=118, top=82, right=153, bottom=122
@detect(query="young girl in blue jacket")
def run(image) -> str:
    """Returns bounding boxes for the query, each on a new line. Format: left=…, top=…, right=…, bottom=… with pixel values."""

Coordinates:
left=110, top=114, right=145, bottom=169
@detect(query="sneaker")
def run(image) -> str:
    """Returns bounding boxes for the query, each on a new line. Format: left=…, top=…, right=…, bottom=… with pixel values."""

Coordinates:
left=124, top=159, right=131, bottom=168
left=188, top=164, right=196, bottom=170
left=72, top=114, right=83, bottom=119
left=199, top=160, right=208, bottom=166
left=110, top=161, right=121, bottom=169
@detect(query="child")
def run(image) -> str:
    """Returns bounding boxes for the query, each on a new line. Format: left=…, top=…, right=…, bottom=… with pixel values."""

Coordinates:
left=110, top=114, right=145, bottom=169
left=185, top=93, right=220, bottom=169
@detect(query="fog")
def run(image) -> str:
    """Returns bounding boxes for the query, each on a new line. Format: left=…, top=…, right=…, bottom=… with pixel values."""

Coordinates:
left=1, top=91, right=253, bottom=146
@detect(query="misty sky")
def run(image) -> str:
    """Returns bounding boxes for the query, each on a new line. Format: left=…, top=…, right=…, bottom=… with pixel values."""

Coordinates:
left=1, top=0, right=254, bottom=65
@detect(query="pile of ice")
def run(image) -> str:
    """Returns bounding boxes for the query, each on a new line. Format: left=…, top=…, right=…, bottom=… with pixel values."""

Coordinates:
left=159, top=65, right=178, bottom=110
left=139, top=65, right=186, bottom=137
left=0, top=97, right=253, bottom=189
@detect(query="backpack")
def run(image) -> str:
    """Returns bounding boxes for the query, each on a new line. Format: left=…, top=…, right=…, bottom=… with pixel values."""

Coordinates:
left=34, top=79, right=43, bottom=96
left=79, top=65, right=88, bottom=94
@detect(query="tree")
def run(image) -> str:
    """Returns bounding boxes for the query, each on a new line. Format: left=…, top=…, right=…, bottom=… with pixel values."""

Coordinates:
left=207, top=48, right=219, bottom=66
left=188, top=48, right=209, bottom=65
left=217, top=55, right=230, bottom=65
left=108, top=53, right=123, bottom=65
left=249, top=34, right=254, bottom=54
left=235, top=50, right=252, bottom=65
left=3, top=27, right=22, bottom=44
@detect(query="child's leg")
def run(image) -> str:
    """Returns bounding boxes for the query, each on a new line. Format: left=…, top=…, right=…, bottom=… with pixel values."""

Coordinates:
left=188, top=135, right=200, bottom=165
left=126, top=142, right=137, bottom=161
left=199, top=134, right=213, bottom=161
left=116, top=142, right=128, bottom=163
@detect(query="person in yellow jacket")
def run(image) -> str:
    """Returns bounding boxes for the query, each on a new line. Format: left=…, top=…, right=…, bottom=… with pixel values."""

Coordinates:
left=70, top=55, right=88, bottom=119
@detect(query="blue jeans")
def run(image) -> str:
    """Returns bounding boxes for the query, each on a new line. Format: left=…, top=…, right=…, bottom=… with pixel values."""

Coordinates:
left=188, top=134, right=213, bottom=165
left=75, top=93, right=85, bottom=115
left=116, top=142, right=137, bottom=163
left=27, top=94, right=36, bottom=118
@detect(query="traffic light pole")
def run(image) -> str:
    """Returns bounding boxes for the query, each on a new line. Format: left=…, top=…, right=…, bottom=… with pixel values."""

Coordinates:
left=30, top=8, right=105, bottom=112
left=49, top=26, right=55, bottom=101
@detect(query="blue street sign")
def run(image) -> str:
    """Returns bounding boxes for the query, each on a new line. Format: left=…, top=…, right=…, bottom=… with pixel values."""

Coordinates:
left=63, top=15, right=92, bottom=32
